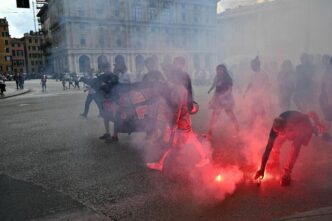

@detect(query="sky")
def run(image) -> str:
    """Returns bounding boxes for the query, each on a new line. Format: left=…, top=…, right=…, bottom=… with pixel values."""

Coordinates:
left=0, top=0, right=35, bottom=38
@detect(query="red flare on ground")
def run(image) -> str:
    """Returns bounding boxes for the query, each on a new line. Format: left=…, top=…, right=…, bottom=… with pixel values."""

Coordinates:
left=215, top=174, right=223, bottom=182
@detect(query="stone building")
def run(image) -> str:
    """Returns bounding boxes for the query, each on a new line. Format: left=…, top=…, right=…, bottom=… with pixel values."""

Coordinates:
left=10, top=38, right=26, bottom=74
left=0, top=18, right=12, bottom=75
left=23, top=31, right=46, bottom=76
left=38, top=0, right=217, bottom=79
left=217, top=0, right=332, bottom=64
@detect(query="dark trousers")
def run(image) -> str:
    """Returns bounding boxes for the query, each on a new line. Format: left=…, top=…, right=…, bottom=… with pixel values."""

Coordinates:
left=83, top=93, right=102, bottom=116
left=42, top=83, right=46, bottom=92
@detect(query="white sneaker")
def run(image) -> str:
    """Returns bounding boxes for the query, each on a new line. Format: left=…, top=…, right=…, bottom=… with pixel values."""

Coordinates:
left=146, top=162, right=163, bottom=171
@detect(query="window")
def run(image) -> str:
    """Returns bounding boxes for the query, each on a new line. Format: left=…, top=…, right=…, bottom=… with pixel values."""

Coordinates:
left=32, top=46, right=36, bottom=50
left=80, top=36, right=86, bottom=47
left=31, top=61, right=34, bottom=65
left=132, top=5, right=142, bottom=21
left=182, top=13, right=186, bottom=22
left=28, top=46, right=31, bottom=50
left=35, top=39, right=38, bottom=43
left=78, top=9, right=84, bottom=16
left=12, top=50, right=16, bottom=56
left=18, top=43, right=21, bottom=47
left=5, top=40, right=8, bottom=45
left=29, top=39, right=32, bottom=43
left=148, top=7, right=157, bottom=20
left=116, top=39, right=122, bottom=47
left=5, top=48, right=9, bottom=53
left=162, top=9, right=171, bottom=22
left=114, top=9, right=119, bottom=17
left=5, top=56, right=11, bottom=61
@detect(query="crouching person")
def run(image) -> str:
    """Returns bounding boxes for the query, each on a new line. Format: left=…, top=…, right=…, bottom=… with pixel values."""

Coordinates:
left=255, top=111, right=326, bottom=186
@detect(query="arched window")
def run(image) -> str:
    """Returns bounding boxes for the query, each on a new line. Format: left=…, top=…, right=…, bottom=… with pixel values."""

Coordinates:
left=79, top=55, right=90, bottom=73
left=97, top=55, right=108, bottom=72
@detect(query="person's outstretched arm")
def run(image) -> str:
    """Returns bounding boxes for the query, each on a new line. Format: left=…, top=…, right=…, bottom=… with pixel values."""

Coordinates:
left=255, top=129, right=278, bottom=179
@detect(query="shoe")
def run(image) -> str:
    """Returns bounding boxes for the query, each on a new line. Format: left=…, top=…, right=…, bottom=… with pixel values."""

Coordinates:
left=281, top=173, right=291, bottom=186
left=80, top=113, right=87, bottom=118
left=105, top=136, right=119, bottom=143
left=146, top=162, right=163, bottom=171
left=195, top=158, right=210, bottom=168
left=99, top=133, right=111, bottom=139
left=111, top=136, right=119, bottom=142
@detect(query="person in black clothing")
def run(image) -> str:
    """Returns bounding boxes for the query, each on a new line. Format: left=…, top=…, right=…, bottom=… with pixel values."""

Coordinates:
left=41, top=75, right=47, bottom=92
left=18, top=73, right=24, bottom=89
left=14, top=73, right=19, bottom=89
left=0, top=74, right=6, bottom=96
left=73, top=73, right=80, bottom=89
left=98, top=62, right=120, bottom=142
left=142, top=57, right=165, bottom=82
left=255, top=111, right=326, bottom=186
left=167, top=56, right=194, bottom=112
left=207, top=64, right=239, bottom=136
left=293, top=53, right=315, bottom=111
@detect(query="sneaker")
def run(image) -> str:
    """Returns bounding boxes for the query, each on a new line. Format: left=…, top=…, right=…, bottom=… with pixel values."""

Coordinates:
left=281, top=173, right=291, bottom=186
left=80, top=113, right=87, bottom=118
left=105, top=136, right=119, bottom=143
left=146, top=162, right=163, bottom=171
left=99, top=133, right=111, bottom=139
left=111, top=136, right=119, bottom=142
left=195, top=158, right=210, bottom=168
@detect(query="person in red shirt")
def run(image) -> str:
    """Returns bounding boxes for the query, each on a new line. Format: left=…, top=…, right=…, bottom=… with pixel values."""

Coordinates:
left=147, top=57, right=209, bottom=171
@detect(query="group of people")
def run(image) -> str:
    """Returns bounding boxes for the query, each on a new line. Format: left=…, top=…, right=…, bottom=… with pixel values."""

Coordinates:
left=80, top=56, right=210, bottom=170
left=78, top=53, right=331, bottom=186
left=14, top=73, right=25, bottom=90
left=60, top=73, right=81, bottom=90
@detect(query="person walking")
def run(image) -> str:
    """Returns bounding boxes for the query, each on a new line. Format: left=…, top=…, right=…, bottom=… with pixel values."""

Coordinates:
left=41, top=75, right=47, bottom=92
left=207, top=64, right=240, bottom=136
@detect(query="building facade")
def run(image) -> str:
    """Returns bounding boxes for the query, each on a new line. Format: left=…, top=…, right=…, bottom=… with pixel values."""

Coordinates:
left=217, top=0, right=332, bottom=64
left=11, top=38, right=26, bottom=74
left=38, top=0, right=217, bottom=78
left=23, top=31, right=46, bottom=75
left=0, top=18, right=12, bottom=75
